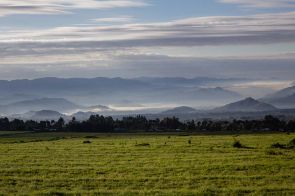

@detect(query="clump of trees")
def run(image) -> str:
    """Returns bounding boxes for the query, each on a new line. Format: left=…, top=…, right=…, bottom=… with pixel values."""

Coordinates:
left=0, top=115, right=294, bottom=133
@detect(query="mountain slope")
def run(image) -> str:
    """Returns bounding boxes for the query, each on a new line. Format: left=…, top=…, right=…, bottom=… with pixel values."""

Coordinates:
left=0, top=98, right=81, bottom=115
left=10, top=110, right=66, bottom=121
left=161, top=106, right=198, bottom=114
left=261, top=86, right=295, bottom=108
left=31, top=110, right=66, bottom=121
left=214, top=97, right=278, bottom=112
left=0, top=93, right=41, bottom=105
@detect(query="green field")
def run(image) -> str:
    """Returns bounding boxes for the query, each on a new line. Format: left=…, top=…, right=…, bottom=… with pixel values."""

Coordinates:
left=0, top=132, right=294, bottom=195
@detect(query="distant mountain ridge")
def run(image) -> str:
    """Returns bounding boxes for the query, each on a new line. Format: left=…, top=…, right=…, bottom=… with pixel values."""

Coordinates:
left=135, top=77, right=242, bottom=87
left=213, top=97, right=278, bottom=112
left=161, top=106, right=198, bottom=114
left=10, top=110, right=66, bottom=121
left=261, top=85, right=295, bottom=108
left=0, top=98, right=80, bottom=115
left=0, top=93, right=41, bottom=105
left=31, top=110, right=66, bottom=121
left=0, top=77, right=242, bottom=106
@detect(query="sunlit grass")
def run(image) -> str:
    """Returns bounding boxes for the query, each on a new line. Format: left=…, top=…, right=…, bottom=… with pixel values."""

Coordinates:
left=0, top=132, right=294, bottom=195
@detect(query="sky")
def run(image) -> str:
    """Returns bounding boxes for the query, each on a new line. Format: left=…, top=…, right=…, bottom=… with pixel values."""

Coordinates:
left=1, top=0, right=295, bottom=81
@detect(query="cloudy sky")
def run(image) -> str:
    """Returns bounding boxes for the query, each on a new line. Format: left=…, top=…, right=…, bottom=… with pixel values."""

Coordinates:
left=1, top=0, right=295, bottom=80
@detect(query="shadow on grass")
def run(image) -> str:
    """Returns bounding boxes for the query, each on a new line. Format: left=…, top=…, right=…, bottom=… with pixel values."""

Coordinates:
left=233, top=140, right=255, bottom=149
left=8, top=137, right=67, bottom=144
left=271, top=138, right=295, bottom=149
left=135, top=143, right=150, bottom=147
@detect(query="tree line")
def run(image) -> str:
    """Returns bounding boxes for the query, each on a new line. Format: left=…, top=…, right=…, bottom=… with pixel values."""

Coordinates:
left=0, top=115, right=294, bottom=133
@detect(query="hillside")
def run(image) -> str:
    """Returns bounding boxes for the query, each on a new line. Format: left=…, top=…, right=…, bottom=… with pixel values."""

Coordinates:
left=261, top=86, right=295, bottom=108
left=213, top=97, right=278, bottom=112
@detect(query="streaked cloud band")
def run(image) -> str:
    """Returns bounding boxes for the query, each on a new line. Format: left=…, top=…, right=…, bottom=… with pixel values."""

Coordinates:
left=219, top=0, right=295, bottom=8
left=1, top=11, right=295, bottom=47
left=0, top=0, right=148, bottom=17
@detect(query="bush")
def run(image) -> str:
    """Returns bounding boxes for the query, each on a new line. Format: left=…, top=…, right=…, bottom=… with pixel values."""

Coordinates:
left=271, top=139, right=295, bottom=149
left=288, top=138, right=295, bottom=148
left=233, top=141, right=243, bottom=148
left=271, top=143, right=287, bottom=149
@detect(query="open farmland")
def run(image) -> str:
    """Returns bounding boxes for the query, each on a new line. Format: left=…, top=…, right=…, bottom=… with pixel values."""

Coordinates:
left=0, top=132, right=294, bottom=195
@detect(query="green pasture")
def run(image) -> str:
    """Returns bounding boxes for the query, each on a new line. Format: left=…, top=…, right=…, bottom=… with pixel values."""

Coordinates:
left=0, top=132, right=294, bottom=195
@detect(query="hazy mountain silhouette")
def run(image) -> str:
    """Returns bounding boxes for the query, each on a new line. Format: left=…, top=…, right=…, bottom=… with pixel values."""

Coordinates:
left=31, top=110, right=66, bottom=121
left=10, top=110, right=66, bottom=121
left=213, top=97, right=278, bottom=112
left=135, top=77, right=242, bottom=87
left=0, top=93, right=41, bottom=105
left=161, top=106, right=198, bottom=114
left=0, top=77, right=151, bottom=95
left=0, top=98, right=80, bottom=115
left=261, top=86, right=295, bottom=108
left=0, top=77, right=242, bottom=106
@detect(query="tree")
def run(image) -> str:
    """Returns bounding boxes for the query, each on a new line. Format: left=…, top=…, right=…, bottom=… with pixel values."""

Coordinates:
left=263, top=115, right=282, bottom=131
left=55, top=117, right=65, bottom=131
left=10, top=119, right=25, bottom=131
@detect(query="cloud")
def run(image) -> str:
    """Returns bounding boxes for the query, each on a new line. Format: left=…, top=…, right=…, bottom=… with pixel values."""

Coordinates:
left=1, top=11, right=295, bottom=47
left=219, top=0, right=295, bottom=8
left=1, top=10, right=295, bottom=80
left=0, top=0, right=148, bottom=17
left=92, top=16, right=135, bottom=23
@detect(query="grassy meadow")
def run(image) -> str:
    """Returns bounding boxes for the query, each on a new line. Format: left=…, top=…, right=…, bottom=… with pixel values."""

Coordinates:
left=0, top=132, right=294, bottom=195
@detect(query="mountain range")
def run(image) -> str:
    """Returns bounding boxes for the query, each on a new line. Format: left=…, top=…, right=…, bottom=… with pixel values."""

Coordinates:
left=154, top=97, right=295, bottom=121
left=0, top=77, right=243, bottom=107
left=0, top=77, right=295, bottom=120
left=5, top=97, right=295, bottom=121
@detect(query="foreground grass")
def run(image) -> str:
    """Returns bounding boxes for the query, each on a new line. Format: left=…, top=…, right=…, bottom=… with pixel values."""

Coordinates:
left=0, top=132, right=294, bottom=195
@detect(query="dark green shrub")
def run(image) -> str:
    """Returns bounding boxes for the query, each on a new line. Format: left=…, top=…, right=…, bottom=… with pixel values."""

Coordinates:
left=271, top=143, right=287, bottom=149
left=288, top=138, right=295, bottom=148
left=233, top=141, right=243, bottom=148
left=271, top=139, right=295, bottom=149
